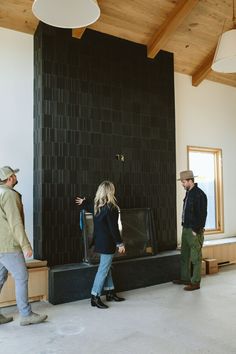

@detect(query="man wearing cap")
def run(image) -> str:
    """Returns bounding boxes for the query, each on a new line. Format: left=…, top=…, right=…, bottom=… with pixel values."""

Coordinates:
left=173, top=170, right=207, bottom=291
left=0, top=166, right=47, bottom=325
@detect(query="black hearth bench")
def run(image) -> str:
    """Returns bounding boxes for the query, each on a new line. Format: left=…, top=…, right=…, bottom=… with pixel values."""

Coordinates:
left=49, top=250, right=180, bottom=305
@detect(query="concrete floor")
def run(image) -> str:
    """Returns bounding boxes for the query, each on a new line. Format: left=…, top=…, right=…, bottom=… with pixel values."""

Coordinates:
left=1, top=265, right=236, bottom=354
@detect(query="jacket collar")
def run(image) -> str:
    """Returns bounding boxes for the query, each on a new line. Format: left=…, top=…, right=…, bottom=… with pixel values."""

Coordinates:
left=0, top=184, right=14, bottom=190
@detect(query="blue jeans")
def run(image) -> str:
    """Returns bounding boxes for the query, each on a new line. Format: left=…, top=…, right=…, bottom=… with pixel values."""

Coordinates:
left=91, top=253, right=115, bottom=296
left=0, top=251, right=32, bottom=317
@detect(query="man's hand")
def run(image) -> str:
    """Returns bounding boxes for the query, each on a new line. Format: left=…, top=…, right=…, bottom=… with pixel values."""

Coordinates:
left=24, top=249, right=33, bottom=258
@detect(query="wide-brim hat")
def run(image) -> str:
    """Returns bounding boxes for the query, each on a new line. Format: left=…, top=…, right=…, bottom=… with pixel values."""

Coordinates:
left=0, top=166, right=19, bottom=182
left=177, top=170, right=197, bottom=181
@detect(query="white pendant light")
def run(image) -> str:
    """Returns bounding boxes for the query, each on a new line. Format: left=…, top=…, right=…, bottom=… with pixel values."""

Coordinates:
left=211, top=0, right=236, bottom=73
left=211, top=29, right=236, bottom=73
left=32, top=0, right=100, bottom=29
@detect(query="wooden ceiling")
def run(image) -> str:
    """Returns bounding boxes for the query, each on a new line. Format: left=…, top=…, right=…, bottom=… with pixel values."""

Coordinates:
left=1, top=0, right=236, bottom=87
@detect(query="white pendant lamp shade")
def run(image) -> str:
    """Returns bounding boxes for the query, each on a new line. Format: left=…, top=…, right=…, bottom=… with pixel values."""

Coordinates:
left=32, top=0, right=100, bottom=29
left=211, top=29, right=236, bottom=73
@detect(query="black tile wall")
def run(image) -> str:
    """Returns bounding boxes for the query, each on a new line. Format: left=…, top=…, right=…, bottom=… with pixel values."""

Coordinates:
left=34, top=23, right=177, bottom=266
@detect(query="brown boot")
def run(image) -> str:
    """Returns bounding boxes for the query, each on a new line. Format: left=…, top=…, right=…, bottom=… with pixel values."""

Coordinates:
left=184, top=283, right=200, bottom=291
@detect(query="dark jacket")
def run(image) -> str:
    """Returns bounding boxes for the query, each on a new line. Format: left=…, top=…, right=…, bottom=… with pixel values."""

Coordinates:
left=82, top=200, right=122, bottom=254
left=182, top=184, right=207, bottom=234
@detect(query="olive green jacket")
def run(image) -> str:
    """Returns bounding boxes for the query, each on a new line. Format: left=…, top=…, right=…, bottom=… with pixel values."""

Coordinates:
left=0, top=184, right=32, bottom=253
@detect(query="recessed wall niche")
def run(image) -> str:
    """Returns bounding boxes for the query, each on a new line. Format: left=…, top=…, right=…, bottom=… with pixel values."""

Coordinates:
left=34, top=23, right=177, bottom=266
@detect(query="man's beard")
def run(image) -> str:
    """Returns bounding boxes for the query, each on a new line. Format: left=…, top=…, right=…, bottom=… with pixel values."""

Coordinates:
left=13, top=180, right=18, bottom=187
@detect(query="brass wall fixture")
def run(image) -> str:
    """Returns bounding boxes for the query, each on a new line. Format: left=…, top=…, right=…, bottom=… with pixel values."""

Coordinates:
left=115, top=154, right=125, bottom=162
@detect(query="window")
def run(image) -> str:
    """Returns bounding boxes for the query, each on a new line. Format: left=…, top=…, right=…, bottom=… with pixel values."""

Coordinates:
left=187, top=146, right=223, bottom=234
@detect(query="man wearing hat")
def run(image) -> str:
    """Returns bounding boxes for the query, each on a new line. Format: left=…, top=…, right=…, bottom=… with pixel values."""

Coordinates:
left=173, top=170, right=207, bottom=291
left=0, top=166, right=47, bottom=325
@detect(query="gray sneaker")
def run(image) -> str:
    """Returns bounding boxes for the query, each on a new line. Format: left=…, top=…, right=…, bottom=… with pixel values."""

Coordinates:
left=0, top=314, right=13, bottom=325
left=20, top=312, right=48, bottom=326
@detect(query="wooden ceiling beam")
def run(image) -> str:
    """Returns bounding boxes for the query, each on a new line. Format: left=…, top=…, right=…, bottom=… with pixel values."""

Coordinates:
left=192, top=49, right=216, bottom=87
left=72, top=28, right=86, bottom=39
left=147, top=0, right=199, bottom=59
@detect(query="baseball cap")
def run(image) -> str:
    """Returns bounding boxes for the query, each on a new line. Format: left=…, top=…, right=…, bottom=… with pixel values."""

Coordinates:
left=0, top=166, right=19, bottom=182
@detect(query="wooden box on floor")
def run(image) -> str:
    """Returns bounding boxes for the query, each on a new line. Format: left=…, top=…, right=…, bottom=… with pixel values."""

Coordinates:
left=0, top=259, right=48, bottom=308
left=202, top=237, right=236, bottom=265
left=204, top=258, right=218, bottom=274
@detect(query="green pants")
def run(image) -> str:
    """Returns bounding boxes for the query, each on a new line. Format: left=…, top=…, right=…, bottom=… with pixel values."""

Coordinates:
left=180, top=227, right=204, bottom=284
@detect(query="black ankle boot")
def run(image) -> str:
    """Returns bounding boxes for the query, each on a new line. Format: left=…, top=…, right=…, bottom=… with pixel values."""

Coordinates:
left=91, top=295, right=108, bottom=309
left=106, top=291, right=125, bottom=302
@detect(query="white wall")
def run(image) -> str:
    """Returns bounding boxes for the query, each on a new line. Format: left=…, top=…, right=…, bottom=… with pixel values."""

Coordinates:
left=1, top=27, right=236, bottom=247
left=0, top=28, right=33, bottom=245
left=175, top=73, right=236, bottom=243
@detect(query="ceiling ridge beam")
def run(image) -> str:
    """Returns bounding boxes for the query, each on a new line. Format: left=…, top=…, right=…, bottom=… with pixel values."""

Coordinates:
left=72, top=28, right=86, bottom=39
left=192, top=49, right=216, bottom=86
left=147, top=0, right=199, bottom=59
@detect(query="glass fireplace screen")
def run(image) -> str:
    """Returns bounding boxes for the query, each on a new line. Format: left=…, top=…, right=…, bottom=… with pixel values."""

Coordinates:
left=81, top=208, right=156, bottom=264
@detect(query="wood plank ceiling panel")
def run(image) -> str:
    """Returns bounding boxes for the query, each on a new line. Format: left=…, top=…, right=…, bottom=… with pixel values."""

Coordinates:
left=0, top=0, right=235, bottom=87
left=90, top=0, right=176, bottom=45
left=0, top=0, right=38, bottom=34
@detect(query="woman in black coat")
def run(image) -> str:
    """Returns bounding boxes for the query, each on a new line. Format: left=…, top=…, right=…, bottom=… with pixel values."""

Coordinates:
left=76, top=181, right=125, bottom=309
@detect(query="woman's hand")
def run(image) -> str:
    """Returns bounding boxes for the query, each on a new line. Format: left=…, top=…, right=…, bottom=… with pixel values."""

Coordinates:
left=75, top=196, right=85, bottom=205
left=118, top=245, right=125, bottom=254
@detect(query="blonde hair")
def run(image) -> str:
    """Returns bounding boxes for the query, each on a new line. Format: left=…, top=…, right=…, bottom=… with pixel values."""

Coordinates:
left=94, top=180, right=118, bottom=215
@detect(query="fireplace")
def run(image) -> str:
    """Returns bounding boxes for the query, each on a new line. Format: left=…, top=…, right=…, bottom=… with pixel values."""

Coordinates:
left=81, top=208, right=157, bottom=264
left=49, top=207, right=179, bottom=305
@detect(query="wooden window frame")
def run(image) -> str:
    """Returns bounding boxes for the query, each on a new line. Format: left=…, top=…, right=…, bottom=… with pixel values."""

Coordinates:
left=187, top=146, right=224, bottom=235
